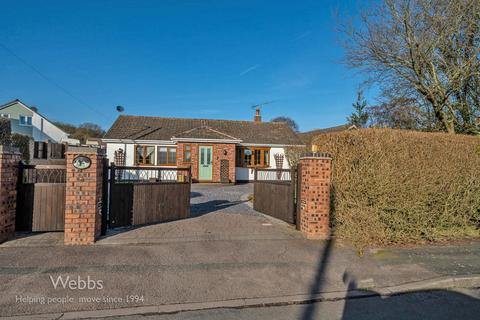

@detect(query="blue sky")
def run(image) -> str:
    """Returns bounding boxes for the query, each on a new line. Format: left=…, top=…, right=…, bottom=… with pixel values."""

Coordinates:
left=0, top=0, right=372, bottom=132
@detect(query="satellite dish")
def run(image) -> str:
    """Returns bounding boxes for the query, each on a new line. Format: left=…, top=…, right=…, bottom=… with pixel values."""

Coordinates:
left=116, top=105, right=124, bottom=112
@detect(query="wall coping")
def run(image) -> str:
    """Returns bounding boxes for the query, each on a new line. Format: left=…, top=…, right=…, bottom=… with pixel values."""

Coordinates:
left=0, top=145, right=21, bottom=155
left=66, top=146, right=106, bottom=155
left=300, top=152, right=332, bottom=160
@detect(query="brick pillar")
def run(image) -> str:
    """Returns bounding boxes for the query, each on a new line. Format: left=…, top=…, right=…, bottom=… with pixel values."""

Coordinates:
left=0, top=146, right=20, bottom=244
left=298, top=155, right=332, bottom=240
left=64, top=147, right=105, bottom=245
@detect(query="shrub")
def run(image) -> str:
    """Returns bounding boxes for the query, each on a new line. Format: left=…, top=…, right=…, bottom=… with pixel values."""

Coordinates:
left=313, top=129, right=480, bottom=249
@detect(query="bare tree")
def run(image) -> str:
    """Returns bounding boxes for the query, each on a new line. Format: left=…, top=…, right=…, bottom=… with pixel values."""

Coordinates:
left=367, top=97, right=427, bottom=130
left=340, top=0, right=480, bottom=134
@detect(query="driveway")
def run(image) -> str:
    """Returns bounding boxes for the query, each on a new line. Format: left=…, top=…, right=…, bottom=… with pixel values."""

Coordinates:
left=97, top=183, right=302, bottom=245
left=1, top=183, right=300, bottom=248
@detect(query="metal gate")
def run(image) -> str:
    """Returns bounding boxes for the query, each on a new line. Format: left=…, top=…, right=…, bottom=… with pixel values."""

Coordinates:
left=16, top=163, right=66, bottom=232
left=253, top=168, right=297, bottom=224
left=106, top=165, right=192, bottom=228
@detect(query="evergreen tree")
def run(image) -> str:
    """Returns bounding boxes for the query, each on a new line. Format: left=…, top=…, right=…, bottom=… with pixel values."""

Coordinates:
left=347, top=91, right=369, bottom=128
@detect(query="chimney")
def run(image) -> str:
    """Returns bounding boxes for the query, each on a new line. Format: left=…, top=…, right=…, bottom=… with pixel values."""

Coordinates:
left=254, top=108, right=262, bottom=122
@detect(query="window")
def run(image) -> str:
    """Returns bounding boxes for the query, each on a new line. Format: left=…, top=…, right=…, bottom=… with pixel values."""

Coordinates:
left=183, top=145, right=192, bottom=162
left=157, top=146, right=177, bottom=165
left=236, top=147, right=270, bottom=168
left=0, top=113, right=9, bottom=118
left=19, top=115, right=32, bottom=126
left=135, top=145, right=155, bottom=165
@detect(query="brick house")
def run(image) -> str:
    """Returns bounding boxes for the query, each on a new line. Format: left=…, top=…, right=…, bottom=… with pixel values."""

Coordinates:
left=102, top=110, right=304, bottom=183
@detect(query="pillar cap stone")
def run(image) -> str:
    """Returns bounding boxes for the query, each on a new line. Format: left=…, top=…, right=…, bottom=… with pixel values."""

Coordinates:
left=66, top=146, right=105, bottom=155
left=299, top=152, right=332, bottom=160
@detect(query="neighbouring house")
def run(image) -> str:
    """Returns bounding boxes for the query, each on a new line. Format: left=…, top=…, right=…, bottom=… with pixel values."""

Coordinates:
left=85, top=137, right=104, bottom=147
left=0, top=99, right=79, bottom=144
left=103, top=110, right=305, bottom=183
left=300, top=124, right=357, bottom=151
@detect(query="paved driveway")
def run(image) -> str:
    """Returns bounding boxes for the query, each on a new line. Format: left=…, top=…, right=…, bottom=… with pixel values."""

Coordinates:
left=190, top=183, right=257, bottom=216
left=97, top=183, right=302, bottom=245
left=1, top=183, right=299, bottom=248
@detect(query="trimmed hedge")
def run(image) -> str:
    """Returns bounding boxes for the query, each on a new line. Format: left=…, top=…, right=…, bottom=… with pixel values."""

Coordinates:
left=313, top=129, right=480, bottom=248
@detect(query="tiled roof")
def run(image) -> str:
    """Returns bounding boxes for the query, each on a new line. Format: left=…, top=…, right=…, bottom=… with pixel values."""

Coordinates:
left=104, top=115, right=304, bottom=145
left=173, top=126, right=240, bottom=140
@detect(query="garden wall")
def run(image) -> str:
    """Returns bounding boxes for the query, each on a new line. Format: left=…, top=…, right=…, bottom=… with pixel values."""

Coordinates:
left=313, top=129, right=480, bottom=248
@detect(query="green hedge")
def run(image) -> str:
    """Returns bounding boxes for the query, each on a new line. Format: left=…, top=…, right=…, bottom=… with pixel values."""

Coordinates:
left=313, top=129, right=480, bottom=249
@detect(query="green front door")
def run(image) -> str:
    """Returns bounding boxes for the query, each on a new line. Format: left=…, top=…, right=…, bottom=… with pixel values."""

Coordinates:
left=198, top=146, right=213, bottom=181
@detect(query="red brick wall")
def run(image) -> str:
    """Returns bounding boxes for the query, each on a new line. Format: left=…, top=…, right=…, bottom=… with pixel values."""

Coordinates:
left=64, top=148, right=104, bottom=245
left=177, top=143, right=199, bottom=180
left=0, top=147, right=20, bottom=244
left=177, top=142, right=236, bottom=183
left=212, top=143, right=236, bottom=183
left=298, top=156, right=332, bottom=239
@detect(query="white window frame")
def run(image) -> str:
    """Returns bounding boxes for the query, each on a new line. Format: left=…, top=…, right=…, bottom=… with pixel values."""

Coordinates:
left=0, top=113, right=10, bottom=118
left=19, top=115, right=33, bottom=126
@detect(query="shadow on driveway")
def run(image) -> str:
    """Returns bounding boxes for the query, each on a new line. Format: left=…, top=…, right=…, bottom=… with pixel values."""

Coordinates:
left=190, top=199, right=249, bottom=217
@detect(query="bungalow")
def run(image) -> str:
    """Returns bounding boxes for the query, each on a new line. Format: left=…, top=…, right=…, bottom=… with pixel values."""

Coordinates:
left=102, top=110, right=304, bottom=183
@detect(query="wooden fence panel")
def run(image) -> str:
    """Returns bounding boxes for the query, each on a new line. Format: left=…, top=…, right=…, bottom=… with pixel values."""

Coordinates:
left=132, top=183, right=190, bottom=225
left=31, top=183, right=66, bottom=231
left=108, top=165, right=192, bottom=229
left=254, top=181, right=295, bottom=224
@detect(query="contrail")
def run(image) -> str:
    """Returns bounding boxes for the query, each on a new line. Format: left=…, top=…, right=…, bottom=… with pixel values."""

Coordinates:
left=239, top=64, right=260, bottom=76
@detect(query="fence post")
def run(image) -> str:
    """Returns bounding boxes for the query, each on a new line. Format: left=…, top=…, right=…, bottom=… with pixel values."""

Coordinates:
left=297, top=155, right=332, bottom=239
left=101, top=158, right=109, bottom=236
left=64, top=146, right=106, bottom=245
left=108, top=163, right=115, bottom=229
left=0, top=146, right=21, bottom=244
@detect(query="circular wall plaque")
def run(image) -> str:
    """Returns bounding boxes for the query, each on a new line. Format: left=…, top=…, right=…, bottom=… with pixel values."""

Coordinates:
left=73, top=156, right=92, bottom=170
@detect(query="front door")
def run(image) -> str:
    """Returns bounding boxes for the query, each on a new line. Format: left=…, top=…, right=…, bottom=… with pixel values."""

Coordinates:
left=198, top=146, right=213, bottom=181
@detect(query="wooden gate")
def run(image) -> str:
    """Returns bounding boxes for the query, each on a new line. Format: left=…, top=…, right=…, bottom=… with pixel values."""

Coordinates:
left=107, top=165, right=191, bottom=228
left=16, top=164, right=66, bottom=232
left=253, top=168, right=297, bottom=224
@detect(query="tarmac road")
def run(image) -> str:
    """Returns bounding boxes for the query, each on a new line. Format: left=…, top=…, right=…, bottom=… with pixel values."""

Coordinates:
left=105, top=288, right=480, bottom=320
